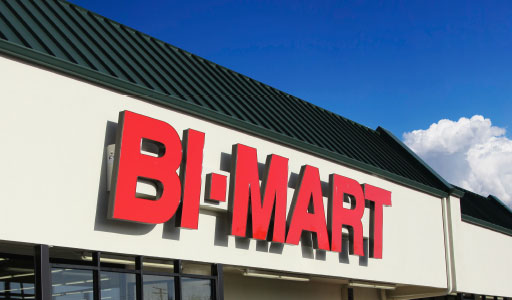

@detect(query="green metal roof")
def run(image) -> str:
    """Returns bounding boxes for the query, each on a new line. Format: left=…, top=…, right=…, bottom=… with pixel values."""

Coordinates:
left=456, top=187, right=512, bottom=236
left=0, top=0, right=453, bottom=197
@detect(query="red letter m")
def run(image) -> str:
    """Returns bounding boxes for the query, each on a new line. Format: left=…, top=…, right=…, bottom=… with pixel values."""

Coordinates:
left=229, top=144, right=288, bottom=243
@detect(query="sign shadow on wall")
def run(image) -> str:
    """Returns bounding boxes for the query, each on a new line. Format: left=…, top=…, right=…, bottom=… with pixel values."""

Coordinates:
left=94, top=121, right=156, bottom=235
left=94, top=123, right=370, bottom=267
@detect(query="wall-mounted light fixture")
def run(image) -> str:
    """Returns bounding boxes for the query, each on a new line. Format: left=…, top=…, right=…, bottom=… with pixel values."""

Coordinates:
left=349, top=281, right=395, bottom=290
left=243, top=269, right=310, bottom=282
left=81, top=255, right=173, bottom=270
left=0, top=272, right=34, bottom=280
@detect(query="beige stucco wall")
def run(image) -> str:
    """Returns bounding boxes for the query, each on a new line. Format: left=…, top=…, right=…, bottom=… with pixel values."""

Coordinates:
left=0, top=55, right=448, bottom=289
left=353, top=286, right=381, bottom=300
left=449, top=196, right=512, bottom=297
left=224, top=273, right=342, bottom=300
left=224, top=273, right=381, bottom=300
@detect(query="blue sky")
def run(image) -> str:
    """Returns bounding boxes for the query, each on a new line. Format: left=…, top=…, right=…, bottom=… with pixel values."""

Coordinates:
left=68, top=0, right=512, bottom=203
left=68, top=0, right=511, bottom=137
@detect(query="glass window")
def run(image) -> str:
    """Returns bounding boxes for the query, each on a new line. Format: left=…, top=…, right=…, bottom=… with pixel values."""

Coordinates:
left=50, top=247, right=93, bottom=266
left=44, top=250, right=219, bottom=300
left=143, top=275, right=175, bottom=300
left=181, top=262, right=211, bottom=276
left=143, top=258, right=174, bottom=274
left=100, top=271, right=136, bottom=300
left=181, top=277, right=212, bottom=300
left=0, top=256, right=35, bottom=300
left=51, top=268, right=93, bottom=300
left=100, top=254, right=135, bottom=270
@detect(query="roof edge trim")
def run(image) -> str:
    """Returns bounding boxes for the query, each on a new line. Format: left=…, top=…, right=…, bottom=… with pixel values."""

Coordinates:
left=488, top=195, right=512, bottom=215
left=449, top=187, right=465, bottom=198
left=0, top=40, right=448, bottom=198
left=461, top=214, right=512, bottom=237
left=377, top=127, right=453, bottom=193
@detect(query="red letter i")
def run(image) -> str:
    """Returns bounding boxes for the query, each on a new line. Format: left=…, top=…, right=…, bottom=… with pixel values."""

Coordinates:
left=176, top=129, right=205, bottom=229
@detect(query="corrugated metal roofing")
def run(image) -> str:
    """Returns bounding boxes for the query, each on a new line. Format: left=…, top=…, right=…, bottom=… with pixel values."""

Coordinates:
left=457, top=187, right=512, bottom=235
left=0, top=0, right=451, bottom=195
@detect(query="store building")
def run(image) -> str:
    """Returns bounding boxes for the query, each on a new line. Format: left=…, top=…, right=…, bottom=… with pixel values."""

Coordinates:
left=0, top=1, right=510, bottom=299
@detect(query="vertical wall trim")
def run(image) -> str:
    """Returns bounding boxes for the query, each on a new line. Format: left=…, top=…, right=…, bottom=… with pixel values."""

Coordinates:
left=380, top=289, right=387, bottom=300
left=136, top=256, right=144, bottom=300
left=34, top=244, right=51, bottom=300
left=341, top=285, right=348, bottom=300
left=213, top=264, right=224, bottom=300
left=93, top=252, right=101, bottom=300
left=174, top=260, right=182, bottom=300
left=348, top=288, right=354, bottom=300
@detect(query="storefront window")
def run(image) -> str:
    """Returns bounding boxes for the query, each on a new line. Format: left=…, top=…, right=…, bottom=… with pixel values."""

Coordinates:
left=181, top=262, right=211, bottom=276
left=100, top=271, right=136, bottom=300
left=100, top=254, right=136, bottom=270
left=143, top=258, right=175, bottom=274
left=143, top=275, right=175, bottom=300
left=0, top=256, right=35, bottom=300
left=51, top=268, right=93, bottom=299
left=45, top=247, right=219, bottom=300
left=181, top=277, right=212, bottom=300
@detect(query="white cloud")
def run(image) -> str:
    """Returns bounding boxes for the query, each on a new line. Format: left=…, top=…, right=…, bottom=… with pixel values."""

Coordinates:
left=403, top=115, right=512, bottom=207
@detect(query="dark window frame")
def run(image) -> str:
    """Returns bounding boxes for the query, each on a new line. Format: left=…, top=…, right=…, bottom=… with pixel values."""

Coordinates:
left=0, top=252, right=36, bottom=300
left=28, top=244, right=223, bottom=300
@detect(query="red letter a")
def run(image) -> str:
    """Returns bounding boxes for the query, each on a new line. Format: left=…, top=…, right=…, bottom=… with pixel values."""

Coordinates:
left=286, top=165, right=330, bottom=251
left=109, top=111, right=182, bottom=224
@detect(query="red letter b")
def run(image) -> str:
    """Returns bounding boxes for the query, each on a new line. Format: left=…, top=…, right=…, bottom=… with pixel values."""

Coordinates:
left=109, top=111, right=182, bottom=224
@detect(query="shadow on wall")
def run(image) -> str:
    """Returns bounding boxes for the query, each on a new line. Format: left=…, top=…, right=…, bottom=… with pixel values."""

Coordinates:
left=94, top=125, right=369, bottom=266
left=94, top=121, right=156, bottom=235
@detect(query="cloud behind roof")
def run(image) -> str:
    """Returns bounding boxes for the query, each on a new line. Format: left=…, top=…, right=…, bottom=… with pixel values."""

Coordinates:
left=403, top=115, right=512, bottom=207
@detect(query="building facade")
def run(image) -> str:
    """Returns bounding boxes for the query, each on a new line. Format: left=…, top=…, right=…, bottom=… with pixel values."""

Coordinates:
left=0, top=1, right=510, bottom=299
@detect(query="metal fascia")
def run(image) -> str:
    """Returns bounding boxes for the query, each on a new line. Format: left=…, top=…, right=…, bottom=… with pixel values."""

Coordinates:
left=488, top=195, right=512, bottom=215
left=449, top=188, right=465, bottom=198
left=461, top=214, right=512, bottom=237
left=377, top=127, right=453, bottom=193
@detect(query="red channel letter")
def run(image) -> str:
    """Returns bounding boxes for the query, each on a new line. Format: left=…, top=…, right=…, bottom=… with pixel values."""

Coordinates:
left=109, top=111, right=182, bottom=224
left=229, top=144, right=288, bottom=243
left=286, top=165, right=330, bottom=251
left=205, top=173, right=227, bottom=202
left=363, top=184, right=392, bottom=259
left=176, top=129, right=205, bottom=229
left=328, top=174, right=365, bottom=256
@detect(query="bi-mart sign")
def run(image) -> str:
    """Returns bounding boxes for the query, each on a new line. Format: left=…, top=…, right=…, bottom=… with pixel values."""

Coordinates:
left=109, top=111, right=392, bottom=259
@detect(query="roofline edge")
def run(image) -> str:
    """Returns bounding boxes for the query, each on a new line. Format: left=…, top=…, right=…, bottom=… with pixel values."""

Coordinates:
left=0, top=40, right=449, bottom=199
left=377, top=126, right=454, bottom=194
left=461, top=214, right=512, bottom=237
left=488, top=195, right=512, bottom=215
